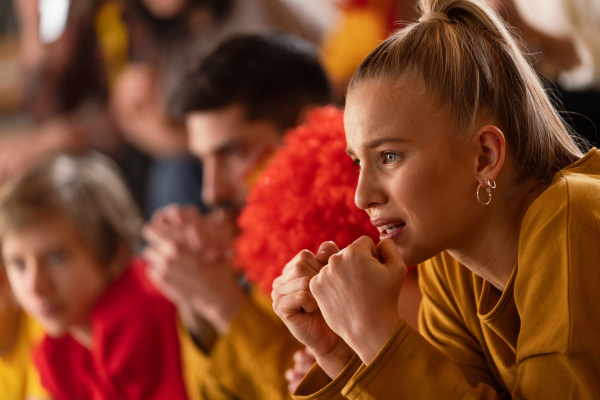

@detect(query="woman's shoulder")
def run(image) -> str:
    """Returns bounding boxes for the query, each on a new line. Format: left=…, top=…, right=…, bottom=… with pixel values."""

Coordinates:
left=523, top=148, right=600, bottom=233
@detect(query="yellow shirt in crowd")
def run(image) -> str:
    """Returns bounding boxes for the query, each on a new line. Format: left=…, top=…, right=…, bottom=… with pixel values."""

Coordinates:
left=0, top=313, right=50, bottom=400
left=180, top=290, right=302, bottom=400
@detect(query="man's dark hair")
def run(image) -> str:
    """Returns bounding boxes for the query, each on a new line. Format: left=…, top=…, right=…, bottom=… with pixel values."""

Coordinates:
left=170, top=32, right=332, bottom=131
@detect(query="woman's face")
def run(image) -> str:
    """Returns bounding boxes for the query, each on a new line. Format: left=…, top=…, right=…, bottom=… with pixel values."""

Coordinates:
left=344, top=81, right=482, bottom=266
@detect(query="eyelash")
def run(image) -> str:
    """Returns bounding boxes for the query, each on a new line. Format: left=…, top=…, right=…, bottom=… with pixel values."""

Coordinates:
left=351, top=151, right=402, bottom=171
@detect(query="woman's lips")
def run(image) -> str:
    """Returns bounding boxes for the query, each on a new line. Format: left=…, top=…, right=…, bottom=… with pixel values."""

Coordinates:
left=371, top=218, right=407, bottom=241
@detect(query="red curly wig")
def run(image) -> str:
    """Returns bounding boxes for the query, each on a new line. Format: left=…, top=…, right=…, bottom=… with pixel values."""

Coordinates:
left=234, top=106, right=380, bottom=294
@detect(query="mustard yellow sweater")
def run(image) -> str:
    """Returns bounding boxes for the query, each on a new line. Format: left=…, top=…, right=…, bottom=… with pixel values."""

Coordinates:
left=0, top=313, right=50, bottom=400
left=180, top=290, right=303, bottom=400
left=295, top=149, right=600, bottom=399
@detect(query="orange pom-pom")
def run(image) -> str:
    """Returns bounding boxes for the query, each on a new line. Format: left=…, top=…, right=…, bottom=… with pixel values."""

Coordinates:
left=234, top=106, right=379, bottom=294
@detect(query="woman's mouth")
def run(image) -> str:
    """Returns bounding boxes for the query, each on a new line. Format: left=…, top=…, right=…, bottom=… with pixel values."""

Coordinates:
left=371, top=218, right=407, bottom=240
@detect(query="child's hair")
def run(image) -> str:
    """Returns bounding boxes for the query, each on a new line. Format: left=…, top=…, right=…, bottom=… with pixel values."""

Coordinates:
left=349, top=0, right=588, bottom=185
left=234, top=106, right=380, bottom=294
left=170, top=32, right=332, bottom=131
left=0, top=152, right=142, bottom=266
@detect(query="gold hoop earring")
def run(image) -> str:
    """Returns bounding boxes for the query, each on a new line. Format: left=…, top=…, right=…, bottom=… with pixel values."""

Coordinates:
left=477, top=179, right=496, bottom=205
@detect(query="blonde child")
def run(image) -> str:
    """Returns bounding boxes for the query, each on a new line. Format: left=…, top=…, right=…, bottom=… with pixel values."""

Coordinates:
left=0, top=153, right=188, bottom=399
left=272, top=0, right=600, bottom=398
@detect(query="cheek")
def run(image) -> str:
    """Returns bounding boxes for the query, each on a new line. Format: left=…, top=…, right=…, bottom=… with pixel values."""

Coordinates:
left=393, top=160, right=463, bottom=221
left=240, top=146, right=277, bottom=186
left=4, top=271, right=27, bottom=302
left=390, top=163, right=439, bottom=209
left=68, top=267, right=109, bottom=306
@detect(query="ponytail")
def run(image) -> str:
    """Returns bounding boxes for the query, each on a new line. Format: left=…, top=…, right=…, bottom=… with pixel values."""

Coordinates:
left=349, top=0, right=588, bottom=184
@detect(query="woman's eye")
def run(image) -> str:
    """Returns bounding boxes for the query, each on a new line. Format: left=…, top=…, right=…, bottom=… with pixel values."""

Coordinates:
left=383, top=152, right=400, bottom=164
left=353, top=158, right=361, bottom=168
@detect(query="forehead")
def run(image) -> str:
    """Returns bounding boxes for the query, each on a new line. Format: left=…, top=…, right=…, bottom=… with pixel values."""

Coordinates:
left=344, top=80, right=449, bottom=150
left=186, top=104, right=282, bottom=158
left=2, top=216, right=82, bottom=255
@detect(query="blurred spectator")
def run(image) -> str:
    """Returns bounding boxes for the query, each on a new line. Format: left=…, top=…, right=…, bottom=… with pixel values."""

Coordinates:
left=0, top=0, right=150, bottom=211
left=319, top=0, right=419, bottom=97
left=0, top=152, right=187, bottom=400
left=510, top=0, right=600, bottom=89
left=112, top=0, right=325, bottom=217
left=142, top=32, right=332, bottom=400
left=489, top=0, right=599, bottom=147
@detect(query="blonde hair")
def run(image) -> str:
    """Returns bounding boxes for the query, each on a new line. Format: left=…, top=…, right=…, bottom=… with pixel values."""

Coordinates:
left=0, top=152, right=142, bottom=266
left=349, top=0, right=588, bottom=184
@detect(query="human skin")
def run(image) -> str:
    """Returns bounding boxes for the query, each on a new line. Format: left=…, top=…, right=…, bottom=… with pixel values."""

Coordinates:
left=186, top=103, right=282, bottom=211
left=3, top=216, right=123, bottom=348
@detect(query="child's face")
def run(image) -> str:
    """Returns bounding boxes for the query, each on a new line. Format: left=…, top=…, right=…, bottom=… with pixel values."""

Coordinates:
left=344, top=81, right=483, bottom=267
left=2, top=216, right=112, bottom=339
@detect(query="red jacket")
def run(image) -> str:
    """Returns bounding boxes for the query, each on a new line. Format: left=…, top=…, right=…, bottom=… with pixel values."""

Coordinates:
left=34, top=259, right=188, bottom=400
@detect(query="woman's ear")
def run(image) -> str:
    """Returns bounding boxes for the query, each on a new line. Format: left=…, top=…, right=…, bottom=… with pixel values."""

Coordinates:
left=473, top=125, right=505, bottom=184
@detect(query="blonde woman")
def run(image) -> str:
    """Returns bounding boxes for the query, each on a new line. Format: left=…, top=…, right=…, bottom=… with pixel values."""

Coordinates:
left=272, top=0, right=600, bottom=398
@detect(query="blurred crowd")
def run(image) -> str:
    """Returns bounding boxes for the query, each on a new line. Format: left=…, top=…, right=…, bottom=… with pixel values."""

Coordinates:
left=0, top=0, right=597, bottom=214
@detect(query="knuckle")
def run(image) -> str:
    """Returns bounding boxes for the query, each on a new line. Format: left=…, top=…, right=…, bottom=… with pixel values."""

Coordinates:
left=299, top=275, right=311, bottom=289
left=298, top=249, right=315, bottom=263
left=289, top=262, right=308, bottom=277
left=272, top=276, right=282, bottom=289
left=293, top=290, right=310, bottom=304
left=327, top=253, right=342, bottom=267
left=308, top=276, right=320, bottom=293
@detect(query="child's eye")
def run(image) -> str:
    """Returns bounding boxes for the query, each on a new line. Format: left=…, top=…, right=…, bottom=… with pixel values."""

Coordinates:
left=383, top=152, right=400, bottom=164
left=47, top=251, right=65, bottom=266
left=5, top=258, right=26, bottom=272
left=352, top=158, right=361, bottom=168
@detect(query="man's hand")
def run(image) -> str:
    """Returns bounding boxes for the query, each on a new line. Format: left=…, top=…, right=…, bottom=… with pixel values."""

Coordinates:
left=143, top=204, right=247, bottom=334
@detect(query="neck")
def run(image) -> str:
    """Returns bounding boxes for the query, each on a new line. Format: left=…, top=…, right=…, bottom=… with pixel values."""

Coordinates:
left=449, top=180, right=548, bottom=292
left=70, top=324, right=93, bottom=349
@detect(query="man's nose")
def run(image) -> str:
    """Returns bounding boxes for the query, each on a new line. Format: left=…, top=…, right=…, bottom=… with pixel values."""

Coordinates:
left=201, top=163, right=236, bottom=208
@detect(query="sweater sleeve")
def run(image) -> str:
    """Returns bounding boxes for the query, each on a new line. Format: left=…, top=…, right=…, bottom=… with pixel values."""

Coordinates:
left=292, top=320, right=501, bottom=399
left=181, top=290, right=304, bottom=400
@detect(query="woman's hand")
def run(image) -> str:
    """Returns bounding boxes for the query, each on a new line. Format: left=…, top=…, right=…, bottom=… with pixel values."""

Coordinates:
left=310, top=237, right=407, bottom=365
left=272, top=242, right=353, bottom=379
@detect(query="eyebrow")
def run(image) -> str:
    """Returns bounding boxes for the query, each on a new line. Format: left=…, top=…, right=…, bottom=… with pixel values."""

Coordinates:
left=346, top=136, right=410, bottom=156
left=213, top=137, right=246, bottom=155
